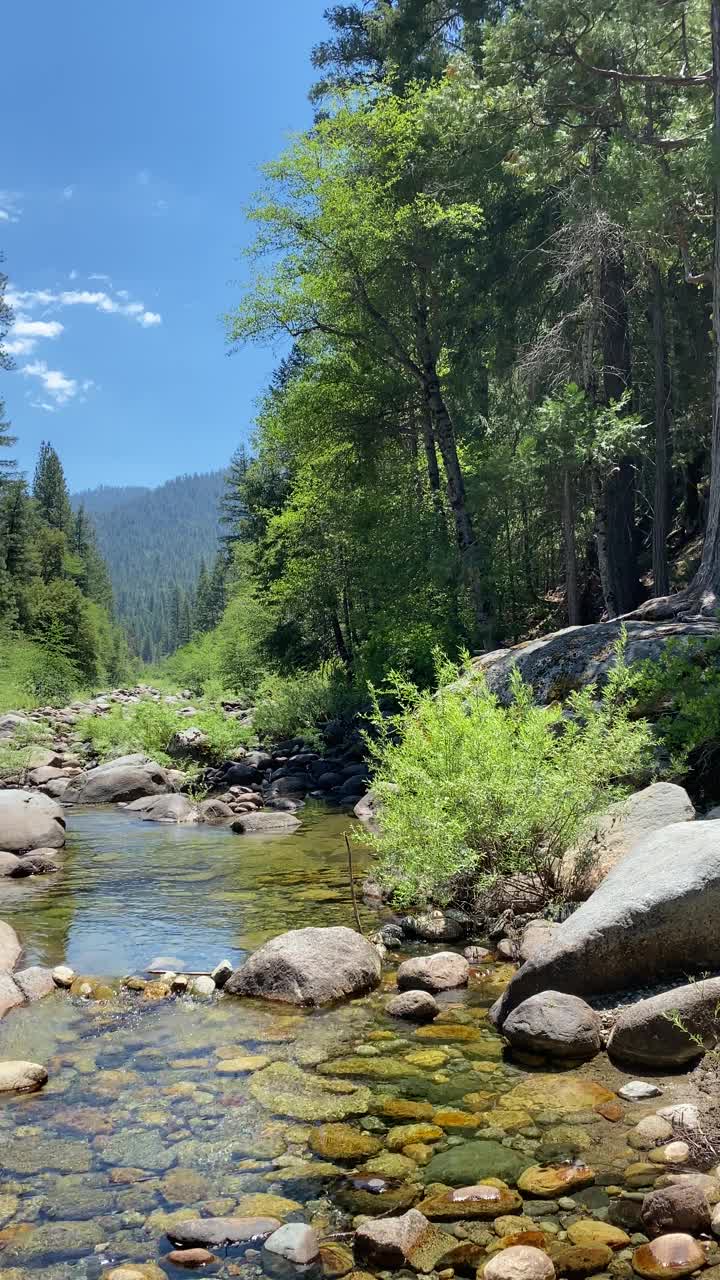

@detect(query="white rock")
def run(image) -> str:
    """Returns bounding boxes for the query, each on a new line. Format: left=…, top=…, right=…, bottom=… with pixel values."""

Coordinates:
left=0, top=1060, right=48, bottom=1092
left=618, top=1080, right=663, bottom=1101
left=211, top=959, right=233, bottom=988
left=52, top=965, right=75, bottom=989
left=189, top=975, right=216, bottom=998
left=657, top=1104, right=701, bottom=1131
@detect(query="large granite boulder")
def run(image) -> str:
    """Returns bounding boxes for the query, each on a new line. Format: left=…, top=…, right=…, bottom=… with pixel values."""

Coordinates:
left=565, top=783, right=695, bottom=895
left=608, top=977, right=720, bottom=1066
left=502, top=991, right=603, bottom=1060
left=492, top=822, right=720, bottom=1025
left=225, top=926, right=382, bottom=1006
left=64, top=760, right=171, bottom=804
left=396, top=952, right=469, bottom=993
left=0, top=922, right=21, bottom=972
left=0, top=790, right=66, bottom=852
left=124, top=793, right=198, bottom=824
left=465, top=620, right=720, bottom=705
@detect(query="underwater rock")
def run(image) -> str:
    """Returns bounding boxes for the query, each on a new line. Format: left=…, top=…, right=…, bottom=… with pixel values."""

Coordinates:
left=397, top=952, right=470, bottom=994
left=250, top=1061, right=371, bottom=1122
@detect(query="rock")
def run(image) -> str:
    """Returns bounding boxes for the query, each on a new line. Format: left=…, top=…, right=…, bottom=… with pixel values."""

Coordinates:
left=14, top=966, right=55, bottom=1001
left=567, top=1221, right=630, bottom=1249
left=0, top=1060, right=48, bottom=1092
left=189, top=975, right=216, bottom=997
left=0, top=789, right=65, bottom=851
left=618, top=1081, right=663, bottom=1101
left=465, top=945, right=492, bottom=963
left=0, top=973, right=23, bottom=1018
left=517, top=1164, right=596, bottom=1197
left=225, top=926, right=382, bottom=1006
left=519, top=921, right=559, bottom=962
left=396, top=952, right=469, bottom=994
left=165, top=1250, right=218, bottom=1270
left=231, top=811, right=301, bottom=834
left=423, top=1140, right=527, bottom=1186
left=631, top=1233, right=706, bottom=1279
left=657, top=1104, right=701, bottom=1130
left=403, top=911, right=466, bottom=942
left=250, top=1061, right=370, bottom=1122
left=64, top=761, right=171, bottom=804
left=609, top=977, right=720, bottom=1066
left=126, top=793, right=197, bottom=823
left=545, top=1242, right=612, bottom=1275
left=466, top=619, right=720, bottom=706
left=565, top=783, right=696, bottom=895
left=649, top=1141, right=692, bottom=1166
left=354, top=789, right=383, bottom=826
left=483, top=1245, right=556, bottom=1280
left=0, top=922, right=21, bottom=973
left=168, top=1216, right=283, bottom=1248
left=197, top=798, right=234, bottom=825
left=52, top=964, right=75, bottom=988
left=641, top=1186, right=711, bottom=1237
left=386, top=1122, right=443, bottom=1150
left=354, top=1208, right=454, bottom=1272
left=0, top=712, right=35, bottom=739
left=418, top=1184, right=523, bottom=1220
left=492, top=822, right=720, bottom=1024
left=386, top=990, right=439, bottom=1022
left=211, top=959, right=234, bottom=988
left=502, top=991, right=603, bottom=1060
left=0, top=852, right=30, bottom=878
left=263, top=1224, right=320, bottom=1275
left=309, top=1123, right=382, bottom=1160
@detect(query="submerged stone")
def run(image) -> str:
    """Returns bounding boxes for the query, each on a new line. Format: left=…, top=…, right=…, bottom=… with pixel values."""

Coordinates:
left=518, top=1163, right=596, bottom=1197
left=309, top=1124, right=382, bottom=1160
left=418, top=1183, right=523, bottom=1220
left=250, top=1061, right=370, bottom=1122
left=423, top=1140, right=527, bottom=1186
left=632, top=1233, right=707, bottom=1279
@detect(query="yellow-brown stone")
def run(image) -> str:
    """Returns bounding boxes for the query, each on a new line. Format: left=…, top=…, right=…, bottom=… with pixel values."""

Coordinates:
left=386, top=1123, right=444, bottom=1151
left=418, top=1183, right=523, bottom=1220
left=215, top=1055, right=270, bottom=1074
left=567, top=1221, right=631, bottom=1250
left=517, top=1163, right=595, bottom=1197
left=632, top=1234, right=706, bottom=1279
left=374, top=1097, right=435, bottom=1121
left=433, top=1108, right=478, bottom=1130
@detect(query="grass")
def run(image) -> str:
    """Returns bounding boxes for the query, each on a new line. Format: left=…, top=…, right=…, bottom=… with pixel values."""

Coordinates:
left=75, top=695, right=252, bottom=765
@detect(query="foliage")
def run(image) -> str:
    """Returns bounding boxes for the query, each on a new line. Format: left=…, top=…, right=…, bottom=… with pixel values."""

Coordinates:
left=0, top=634, right=80, bottom=711
left=252, top=665, right=366, bottom=746
left=75, top=696, right=251, bottom=765
left=630, top=636, right=720, bottom=768
left=363, top=636, right=654, bottom=907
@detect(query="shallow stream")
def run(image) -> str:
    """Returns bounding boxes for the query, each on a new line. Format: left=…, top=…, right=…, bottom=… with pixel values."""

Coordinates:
left=0, top=807, right=697, bottom=1278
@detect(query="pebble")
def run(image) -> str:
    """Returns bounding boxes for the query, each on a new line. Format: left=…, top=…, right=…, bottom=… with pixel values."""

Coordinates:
left=617, top=1082, right=662, bottom=1102
left=52, top=965, right=75, bottom=989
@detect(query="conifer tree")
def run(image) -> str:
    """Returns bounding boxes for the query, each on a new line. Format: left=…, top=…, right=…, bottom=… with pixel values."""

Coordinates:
left=32, top=442, right=73, bottom=535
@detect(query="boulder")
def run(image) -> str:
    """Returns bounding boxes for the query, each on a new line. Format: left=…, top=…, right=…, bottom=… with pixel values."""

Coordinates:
left=168, top=1217, right=282, bottom=1248
left=126, top=794, right=197, bottom=824
left=608, top=977, right=720, bottom=1066
left=263, top=1224, right=320, bottom=1276
left=231, top=812, right=301, bottom=834
left=197, top=798, right=234, bottom=825
left=402, top=911, right=466, bottom=942
left=354, top=1209, right=454, bottom=1272
left=225, top=926, right=382, bottom=1006
left=518, top=920, right=559, bottom=962
left=0, top=922, right=22, bottom=971
left=64, top=762, right=171, bottom=804
left=386, top=991, right=440, bottom=1022
left=0, top=852, right=30, bottom=878
left=492, top=822, right=720, bottom=1024
left=641, top=1185, right=711, bottom=1237
left=0, top=1060, right=48, bottom=1092
left=565, top=783, right=696, bottom=895
left=501, top=991, right=603, bottom=1060
left=0, top=789, right=65, bottom=852
left=465, top=619, right=720, bottom=705
left=0, top=973, right=23, bottom=1018
left=15, top=966, right=55, bottom=1002
left=396, top=952, right=469, bottom=994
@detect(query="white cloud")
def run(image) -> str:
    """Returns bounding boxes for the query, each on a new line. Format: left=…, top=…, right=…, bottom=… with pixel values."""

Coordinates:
left=30, top=400, right=57, bottom=413
left=62, top=185, right=74, bottom=200
left=139, top=310, right=161, bottom=328
left=88, top=272, right=112, bottom=284
left=8, top=284, right=162, bottom=329
left=21, top=360, right=78, bottom=406
left=5, top=317, right=64, bottom=357
left=0, top=191, right=22, bottom=223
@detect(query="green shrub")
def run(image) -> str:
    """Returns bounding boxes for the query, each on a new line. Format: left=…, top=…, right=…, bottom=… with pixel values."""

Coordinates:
left=252, top=664, right=365, bottom=745
left=629, top=635, right=720, bottom=770
left=363, top=639, right=654, bottom=909
left=0, top=633, right=83, bottom=711
left=76, top=696, right=250, bottom=765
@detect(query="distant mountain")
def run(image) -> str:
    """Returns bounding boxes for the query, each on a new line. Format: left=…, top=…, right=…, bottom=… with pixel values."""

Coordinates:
left=73, top=471, right=226, bottom=661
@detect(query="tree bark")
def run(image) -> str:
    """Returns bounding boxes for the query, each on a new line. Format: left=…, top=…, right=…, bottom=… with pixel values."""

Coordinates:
left=601, top=250, right=642, bottom=615
left=561, top=467, right=581, bottom=625
left=592, top=470, right=615, bottom=617
left=420, top=398, right=445, bottom=521
left=650, top=263, right=672, bottom=596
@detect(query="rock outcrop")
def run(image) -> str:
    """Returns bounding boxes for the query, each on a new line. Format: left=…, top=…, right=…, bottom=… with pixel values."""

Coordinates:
left=564, top=783, right=696, bottom=895
left=492, top=822, right=720, bottom=1024
left=0, top=790, right=66, bottom=852
left=64, top=759, right=172, bottom=805
left=608, top=977, right=720, bottom=1066
left=225, top=926, right=382, bottom=1006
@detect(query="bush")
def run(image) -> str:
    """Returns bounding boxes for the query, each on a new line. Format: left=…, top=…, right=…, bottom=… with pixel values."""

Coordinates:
left=253, top=664, right=365, bottom=745
left=76, top=696, right=251, bottom=765
left=630, top=635, right=720, bottom=769
left=364, top=639, right=654, bottom=909
left=0, top=634, right=82, bottom=711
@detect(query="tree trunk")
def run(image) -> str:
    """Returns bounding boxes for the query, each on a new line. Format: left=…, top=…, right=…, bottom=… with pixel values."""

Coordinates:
left=420, top=397, right=445, bottom=521
left=561, top=467, right=581, bottom=625
left=592, top=470, right=615, bottom=617
left=601, top=250, right=642, bottom=614
left=650, top=263, right=672, bottom=596
left=330, top=609, right=351, bottom=669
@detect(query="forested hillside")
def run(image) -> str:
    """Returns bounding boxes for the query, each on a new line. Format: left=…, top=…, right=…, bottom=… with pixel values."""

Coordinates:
left=73, top=471, right=226, bottom=662
left=165, top=0, right=720, bottom=726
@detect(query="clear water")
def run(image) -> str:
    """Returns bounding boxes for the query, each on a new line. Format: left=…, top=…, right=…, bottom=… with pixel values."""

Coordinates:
left=0, top=807, right=682, bottom=1278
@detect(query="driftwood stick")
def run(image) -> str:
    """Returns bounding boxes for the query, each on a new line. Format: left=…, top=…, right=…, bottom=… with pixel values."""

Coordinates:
left=344, top=831, right=364, bottom=934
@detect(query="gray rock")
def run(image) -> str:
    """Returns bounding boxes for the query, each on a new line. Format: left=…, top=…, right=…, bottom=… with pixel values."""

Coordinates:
left=126, top=793, right=197, bottom=823
left=0, top=922, right=22, bottom=972
left=52, top=964, right=75, bottom=988
left=0, top=1059, right=48, bottom=1092
left=565, top=783, right=696, bottom=895
left=618, top=1081, right=663, bottom=1101
left=0, top=712, right=35, bottom=739
left=0, top=851, right=30, bottom=878
left=464, top=945, right=492, bottom=963
left=64, top=761, right=171, bottom=804
left=0, top=789, right=66, bottom=852
left=189, top=975, right=216, bottom=997
left=0, top=973, right=23, bottom=1019
left=99, top=1128, right=176, bottom=1171
left=15, top=966, right=55, bottom=1002
left=211, top=959, right=233, bottom=988
left=403, top=911, right=465, bottom=942
left=465, top=619, right=720, bottom=705
left=519, top=920, right=559, bottom=962
left=231, top=811, right=301, bottom=834
left=386, top=990, right=440, bottom=1022
left=354, top=1209, right=450, bottom=1270
left=263, top=1223, right=320, bottom=1275
left=7, top=1219, right=105, bottom=1262
left=225, top=925, right=382, bottom=1006
left=396, top=951, right=469, bottom=994
left=198, top=798, right=234, bottom=825
left=492, top=822, right=720, bottom=1025
left=641, top=1184, right=711, bottom=1237
left=502, top=991, right=603, bottom=1060
left=168, top=1216, right=282, bottom=1248
left=608, top=977, right=720, bottom=1066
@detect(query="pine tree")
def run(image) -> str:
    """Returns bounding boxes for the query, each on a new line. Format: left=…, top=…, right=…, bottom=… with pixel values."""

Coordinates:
left=33, top=442, right=73, bottom=535
left=220, top=446, right=250, bottom=542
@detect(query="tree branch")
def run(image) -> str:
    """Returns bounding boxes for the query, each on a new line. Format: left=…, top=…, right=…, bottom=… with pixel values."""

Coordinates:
left=565, top=44, right=712, bottom=87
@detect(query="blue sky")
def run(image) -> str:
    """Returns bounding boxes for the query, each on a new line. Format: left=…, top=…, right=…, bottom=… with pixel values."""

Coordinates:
left=2, top=1, right=330, bottom=490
